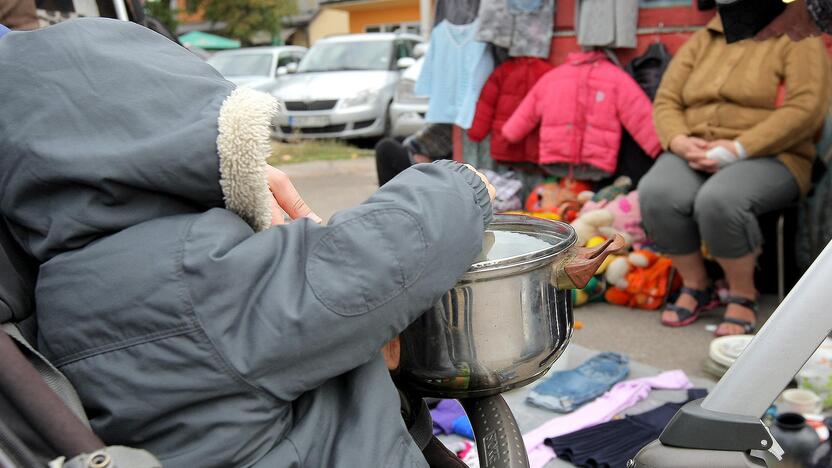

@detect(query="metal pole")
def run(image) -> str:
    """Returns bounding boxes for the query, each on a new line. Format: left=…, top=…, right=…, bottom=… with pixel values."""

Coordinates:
left=419, top=0, right=431, bottom=39
left=113, top=0, right=129, bottom=21
left=701, top=240, right=832, bottom=417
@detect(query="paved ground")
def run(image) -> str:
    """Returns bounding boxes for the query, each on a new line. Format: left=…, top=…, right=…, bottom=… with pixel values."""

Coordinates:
left=281, top=156, right=784, bottom=381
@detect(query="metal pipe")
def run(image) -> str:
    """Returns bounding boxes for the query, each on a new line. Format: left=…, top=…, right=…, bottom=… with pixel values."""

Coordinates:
left=113, top=0, right=129, bottom=21
left=419, top=0, right=431, bottom=39
left=701, top=240, right=832, bottom=417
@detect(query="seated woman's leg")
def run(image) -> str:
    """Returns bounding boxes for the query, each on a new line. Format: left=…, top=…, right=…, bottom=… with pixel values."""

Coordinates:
left=375, top=138, right=413, bottom=186
left=694, top=158, right=800, bottom=335
left=638, top=152, right=709, bottom=324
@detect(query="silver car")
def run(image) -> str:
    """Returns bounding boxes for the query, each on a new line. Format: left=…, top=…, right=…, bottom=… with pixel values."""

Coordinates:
left=270, top=33, right=424, bottom=140
left=390, top=54, right=429, bottom=138
left=207, top=46, right=307, bottom=91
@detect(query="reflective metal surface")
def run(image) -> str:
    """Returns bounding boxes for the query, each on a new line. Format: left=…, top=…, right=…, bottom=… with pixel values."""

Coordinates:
left=397, top=215, right=577, bottom=398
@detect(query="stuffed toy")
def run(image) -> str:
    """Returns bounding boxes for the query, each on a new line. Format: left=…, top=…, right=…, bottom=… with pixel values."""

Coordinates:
left=571, top=209, right=615, bottom=246
left=502, top=210, right=562, bottom=222
left=577, top=191, right=645, bottom=249
left=604, top=250, right=681, bottom=310
left=592, top=176, right=632, bottom=202
left=573, top=275, right=606, bottom=307
left=604, top=192, right=646, bottom=249
left=525, top=179, right=593, bottom=215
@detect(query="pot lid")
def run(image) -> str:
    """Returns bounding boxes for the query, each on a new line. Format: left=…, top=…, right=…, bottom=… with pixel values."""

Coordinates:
left=468, top=214, right=577, bottom=274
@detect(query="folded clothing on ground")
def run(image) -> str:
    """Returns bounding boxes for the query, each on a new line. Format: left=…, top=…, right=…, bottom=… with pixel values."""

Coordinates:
left=527, top=352, right=629, bottom=412
left=545, top=388, right=708, bottom=468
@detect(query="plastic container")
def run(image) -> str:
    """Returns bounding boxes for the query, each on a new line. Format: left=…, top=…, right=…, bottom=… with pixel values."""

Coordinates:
left=797, top=339, right=832, bottom=409
left=770, top=413, right=821, bottom=467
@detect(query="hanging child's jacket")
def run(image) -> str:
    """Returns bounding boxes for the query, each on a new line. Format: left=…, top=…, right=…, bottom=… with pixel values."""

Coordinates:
left=502, top=51, right=661, bottom=174
left=416, top=19, right=494, bottom=129
left=468, top=57, right=553, bottom=163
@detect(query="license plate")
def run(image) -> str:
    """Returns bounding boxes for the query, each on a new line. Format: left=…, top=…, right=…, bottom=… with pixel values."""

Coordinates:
left=288, top=115, right=330, bottom=128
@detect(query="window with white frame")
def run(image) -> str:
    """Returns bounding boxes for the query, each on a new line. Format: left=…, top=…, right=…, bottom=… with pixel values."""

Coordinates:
left=365, top=22, right=420, bottom=35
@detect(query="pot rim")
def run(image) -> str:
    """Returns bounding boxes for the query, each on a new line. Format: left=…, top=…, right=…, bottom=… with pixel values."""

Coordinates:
left=462, top=214, right=577, bottom=280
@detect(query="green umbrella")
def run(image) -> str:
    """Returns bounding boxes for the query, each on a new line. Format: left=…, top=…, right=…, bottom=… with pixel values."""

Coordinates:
left=178, top=31, right=241, bottom=50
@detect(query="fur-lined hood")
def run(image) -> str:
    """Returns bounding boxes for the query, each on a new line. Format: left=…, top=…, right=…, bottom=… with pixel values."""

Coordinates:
left=0, top=18, right=276, bottom=262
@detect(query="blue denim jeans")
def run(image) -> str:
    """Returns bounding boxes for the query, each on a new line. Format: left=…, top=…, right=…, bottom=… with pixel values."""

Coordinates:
left=527, top=352, right=630, bottom=412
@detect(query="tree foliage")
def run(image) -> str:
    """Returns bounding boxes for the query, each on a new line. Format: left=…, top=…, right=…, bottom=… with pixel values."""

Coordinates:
left=144, top=0, right=179, bottom=35
left=186, top=0, right=297, bottom=44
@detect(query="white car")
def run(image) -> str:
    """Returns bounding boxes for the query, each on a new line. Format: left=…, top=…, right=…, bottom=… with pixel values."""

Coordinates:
left=269, top=33, right=424, bottom=140
left=390, top=54, right=428, bottom=138
left=207, top=46, right=307, bottom=91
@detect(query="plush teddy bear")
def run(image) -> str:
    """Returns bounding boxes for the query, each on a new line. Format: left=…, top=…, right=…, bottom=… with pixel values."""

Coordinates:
left=578, top=191, right=645, bottom=249
left=571, top=209, right=615, bottom=246
left=604, top=250, right=680, bottom=310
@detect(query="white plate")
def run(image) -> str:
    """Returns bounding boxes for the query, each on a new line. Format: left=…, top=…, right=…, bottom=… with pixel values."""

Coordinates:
left=288, top=115, right=330, bottom=128
left=709, top=334, right=754, bottom=368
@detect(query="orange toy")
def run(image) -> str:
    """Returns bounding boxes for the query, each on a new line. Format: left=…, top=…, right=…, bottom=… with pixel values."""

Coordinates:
left=525, top=179, right=593, bottom=215
left=604, top=250, right=681, bottom=310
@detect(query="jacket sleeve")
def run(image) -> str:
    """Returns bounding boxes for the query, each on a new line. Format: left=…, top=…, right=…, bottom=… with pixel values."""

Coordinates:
left=502, top=78, right=543, bottom=143
left=737, top=38, right=831, bottom=157
left=183, top=161, right=492, bottom=402
left=468, top=66, right=502, bottom=141
left=653, top=30, right=706, bottom=150
left=616, top=70, right=662, bottom=157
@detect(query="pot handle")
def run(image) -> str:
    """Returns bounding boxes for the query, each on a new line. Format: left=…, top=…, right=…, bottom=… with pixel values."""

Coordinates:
left=553, top=234, right=627, bottom=290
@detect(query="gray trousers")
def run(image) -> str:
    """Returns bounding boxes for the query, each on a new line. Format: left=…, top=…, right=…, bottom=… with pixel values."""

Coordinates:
left=638, top=153, right=799, bottom=258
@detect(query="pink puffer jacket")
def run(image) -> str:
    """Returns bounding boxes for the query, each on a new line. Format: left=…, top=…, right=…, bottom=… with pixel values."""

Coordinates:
left=502, top=51, right=661, bottom=173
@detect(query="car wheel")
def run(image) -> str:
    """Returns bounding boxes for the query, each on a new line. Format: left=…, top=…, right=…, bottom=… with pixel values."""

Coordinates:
left=382, top=101, right=393, bottom=138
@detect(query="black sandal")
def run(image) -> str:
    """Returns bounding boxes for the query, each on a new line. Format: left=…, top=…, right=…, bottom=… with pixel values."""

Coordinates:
left=662, top=286, right=718, bottom=328
left=715, top=296, right=758, bottom=336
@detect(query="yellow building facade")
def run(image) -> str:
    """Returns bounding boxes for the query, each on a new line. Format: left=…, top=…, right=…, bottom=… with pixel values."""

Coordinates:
left=320, top=0, right=426, bottom=35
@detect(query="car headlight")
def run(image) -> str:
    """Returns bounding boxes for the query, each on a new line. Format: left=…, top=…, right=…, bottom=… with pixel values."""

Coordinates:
left=338, top=89, right=379, bottom=109
left=395, top=79, right=419, bottom=104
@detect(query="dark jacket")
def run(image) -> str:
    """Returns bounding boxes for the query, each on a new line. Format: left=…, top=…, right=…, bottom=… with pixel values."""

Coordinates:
left=0, top=19, right=492, bottom=468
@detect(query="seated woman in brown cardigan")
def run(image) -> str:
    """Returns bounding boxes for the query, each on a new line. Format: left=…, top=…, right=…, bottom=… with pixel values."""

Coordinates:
left=639, top=15, right=830, bottom=336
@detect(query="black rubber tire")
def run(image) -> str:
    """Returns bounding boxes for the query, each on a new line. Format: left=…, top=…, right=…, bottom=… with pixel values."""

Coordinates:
left=460, top=395, right=530, bottom=468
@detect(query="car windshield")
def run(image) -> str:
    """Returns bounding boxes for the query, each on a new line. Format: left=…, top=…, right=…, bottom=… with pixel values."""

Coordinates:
left=207, top=53, right=273, bottom=77
left=298, top=40, right=392, bottom=72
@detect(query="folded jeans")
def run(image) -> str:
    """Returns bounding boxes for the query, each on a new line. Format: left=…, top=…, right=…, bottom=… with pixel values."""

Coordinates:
left=526, top=352, right=630, bottom=412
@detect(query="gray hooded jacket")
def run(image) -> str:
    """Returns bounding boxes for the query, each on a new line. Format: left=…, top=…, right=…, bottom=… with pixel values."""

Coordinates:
left=0, top=19, right=492, bottom=467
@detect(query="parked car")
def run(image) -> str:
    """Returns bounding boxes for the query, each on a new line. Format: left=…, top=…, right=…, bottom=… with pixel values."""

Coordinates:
left=207, top=46, right=307, bottom=90
left=390, top=52, right=428, bottom=138
left=270, top=33, right=424, bottom=140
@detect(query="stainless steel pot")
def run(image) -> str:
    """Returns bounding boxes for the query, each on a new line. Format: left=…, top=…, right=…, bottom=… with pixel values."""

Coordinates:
left=396, top=214, right=623, bottom=399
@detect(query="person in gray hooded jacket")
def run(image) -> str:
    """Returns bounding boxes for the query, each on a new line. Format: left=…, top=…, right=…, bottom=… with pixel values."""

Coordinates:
left=0, top=18, right=495, bottom=468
